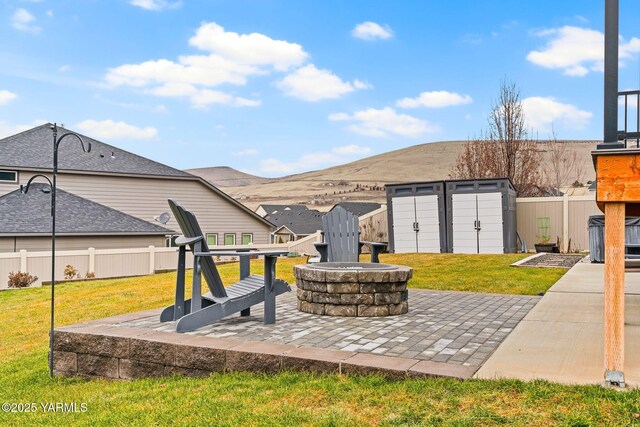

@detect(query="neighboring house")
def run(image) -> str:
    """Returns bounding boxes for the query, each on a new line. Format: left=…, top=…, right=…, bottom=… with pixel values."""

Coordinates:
left=266, top=209, right=323, bottom=243
left=0, top=184, right=172, bottom=251
left=331, top=202, right=381, bottom=217
left=0, top=124, right=273, bottom=252
left=255, top=204, right=308, bottom=217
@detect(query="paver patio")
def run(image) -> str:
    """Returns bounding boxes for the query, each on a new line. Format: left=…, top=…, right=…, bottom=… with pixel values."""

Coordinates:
left=115, top=288, right=538, bottom=367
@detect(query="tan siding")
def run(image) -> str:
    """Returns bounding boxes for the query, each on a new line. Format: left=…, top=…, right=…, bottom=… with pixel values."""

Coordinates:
left=567, top=199, right=601, bottom=252
left=0, top=182, right=19, bottom=197
left=0, top=238, right=15, bottom=252
left=516, top=198, right=564, bottom=248
left=0, top=236, right=165, bottom=252
left=17, top=172, right=271, bottom=244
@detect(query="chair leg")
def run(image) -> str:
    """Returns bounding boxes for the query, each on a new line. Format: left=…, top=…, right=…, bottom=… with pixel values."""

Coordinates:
left=371, top=246, right=381, bottom=263
left=264, top=256, right=276, bottom=324
left=173, top=246, right=187, bottom=320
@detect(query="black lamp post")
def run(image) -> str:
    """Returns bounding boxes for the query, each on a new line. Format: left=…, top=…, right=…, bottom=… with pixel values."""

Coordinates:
left=21, top=123, right=91, bottom=378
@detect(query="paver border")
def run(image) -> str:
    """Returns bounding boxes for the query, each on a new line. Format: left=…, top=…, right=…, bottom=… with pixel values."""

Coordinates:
left=53, top=309, right=480, bottom=380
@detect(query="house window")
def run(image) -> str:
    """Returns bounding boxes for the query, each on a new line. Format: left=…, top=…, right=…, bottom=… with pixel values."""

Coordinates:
left=0, top=170, right=17, bottom=183
left=165, top=235, right=179, bottom=247
left=224, top=233, right=236, bottom=245
left=207, top=233, right=218, bottom=246
left=242, top=233, right=253, bottom=245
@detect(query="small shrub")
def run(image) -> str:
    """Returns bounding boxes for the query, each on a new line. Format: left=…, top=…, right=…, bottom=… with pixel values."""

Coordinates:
left=64, top=265, right=79, bottom=280
left=85, top=272, right=96, bottom=279
left=8, top=271, right=38, bottom=288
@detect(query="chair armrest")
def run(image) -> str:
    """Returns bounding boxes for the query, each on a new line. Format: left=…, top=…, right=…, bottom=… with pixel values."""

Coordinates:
left=175, top=235, right=203, bottom=246
left=360, top=241, right=386, bottom=247
left=314, top=242, right=329, bottom=263
left=360, top=242, right=387, bottom=263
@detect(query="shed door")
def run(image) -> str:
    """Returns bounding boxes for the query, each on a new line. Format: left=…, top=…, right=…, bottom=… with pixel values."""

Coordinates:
left=392, top=196, right=417, bottom=253
left=477, top=192, right=504, bottom=253
left=414, top=195, right=441, bottom=253
left=451, top=193, right=479, bottom=254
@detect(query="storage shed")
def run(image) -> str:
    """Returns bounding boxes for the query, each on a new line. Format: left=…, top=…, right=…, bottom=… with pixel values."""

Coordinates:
left=386, top=178, right=517, bottom=254
left=385, top=181, right=446, bottom=253
left=445, top=178, right=517, bottom=254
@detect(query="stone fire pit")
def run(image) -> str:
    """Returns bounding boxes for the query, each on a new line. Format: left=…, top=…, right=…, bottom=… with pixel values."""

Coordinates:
left=293, top=263, right=412, bottom=317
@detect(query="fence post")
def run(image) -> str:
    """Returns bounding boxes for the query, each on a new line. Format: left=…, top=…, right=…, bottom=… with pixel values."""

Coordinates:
left=19, top=250, right=27, bottom=272
left=563, top=194, right=570, bottom=252
left=148, top=245, right=155, bottom=274
left=88, top=247, right=95, bottom=273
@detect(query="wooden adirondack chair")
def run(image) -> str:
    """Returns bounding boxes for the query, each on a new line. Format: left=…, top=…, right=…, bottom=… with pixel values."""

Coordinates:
left=313, top=206, right=387, bottom=263
left=160, top=199, right=291, bottom=332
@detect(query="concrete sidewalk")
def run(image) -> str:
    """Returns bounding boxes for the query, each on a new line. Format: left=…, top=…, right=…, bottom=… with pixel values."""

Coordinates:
left=475, top=260, right=640, bottom=387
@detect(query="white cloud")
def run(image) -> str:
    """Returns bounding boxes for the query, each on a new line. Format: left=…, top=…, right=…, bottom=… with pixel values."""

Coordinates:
left=527, top=26, right=640, bottom=76
left=105, top=22, right=307, bottom=107
left=277, top=64, right=367, bottom=101
left=0, top=90, right=18, bottom=106
left=130, top=0, right=182, bottom=11
left=232, top=148, right=259, bottom=156
left=75, top=119, right=158, bottom=140
left=329, top=107, right=436, bottom=138
left=258, top=144, right=371, bottom=176
left=397, top=91, right=473, bottom=109
left=189, top=22, right=307, bottom=71
left=521, top=96, right=592, bottom=132
left=353, top=79, right=372, bottom=90
left=352, top=22, right=393, bottom=41
left=46, top=9, right=53, bottom=17
left=58, top=64, right=70, bottom=73
left=12, top=8, right=41, bottom=34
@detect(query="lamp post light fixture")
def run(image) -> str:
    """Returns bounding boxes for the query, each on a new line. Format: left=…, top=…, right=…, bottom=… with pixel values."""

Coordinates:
left=21, top=123, right=91, bottom=378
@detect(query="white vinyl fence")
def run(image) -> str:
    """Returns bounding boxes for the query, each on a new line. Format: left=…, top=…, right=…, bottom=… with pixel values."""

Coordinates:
left=0, top=243, right=292, bottom=290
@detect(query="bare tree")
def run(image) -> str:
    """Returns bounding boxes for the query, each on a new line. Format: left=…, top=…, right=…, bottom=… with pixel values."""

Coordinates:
left=450, top=79, right=543, bottom=196
left=542, top=131, right=586, bottom=196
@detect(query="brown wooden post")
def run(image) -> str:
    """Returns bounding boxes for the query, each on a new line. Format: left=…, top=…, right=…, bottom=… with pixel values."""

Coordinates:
left=604, top=202, right=625, bottom=385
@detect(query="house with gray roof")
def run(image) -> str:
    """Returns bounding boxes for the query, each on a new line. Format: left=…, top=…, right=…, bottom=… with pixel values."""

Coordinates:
left=265, top=208, right=324, bottom=243
left=255, top=204, right=308, bottom=217
left=0, top=123, right=274, bottom=252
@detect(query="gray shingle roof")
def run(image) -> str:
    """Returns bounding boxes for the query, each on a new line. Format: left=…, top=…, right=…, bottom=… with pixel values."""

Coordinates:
left=0, top=183, right=174, bottom=235
left=0, top=123, right=192, bottom=178
left=259, top=204, right=308, bottom=215
left=266, top=209, right=323, bottom=235
left=331, top=202, right=381, bottom=217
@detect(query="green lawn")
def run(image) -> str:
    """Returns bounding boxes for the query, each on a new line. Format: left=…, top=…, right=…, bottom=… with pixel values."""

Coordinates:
left=2, top=254, right=638, bottom=426
left=378, top=253, right=565, bottom=295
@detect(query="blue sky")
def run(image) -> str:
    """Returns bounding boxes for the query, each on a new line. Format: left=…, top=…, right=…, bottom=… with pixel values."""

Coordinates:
left=1, top=0, right=640, bottom=177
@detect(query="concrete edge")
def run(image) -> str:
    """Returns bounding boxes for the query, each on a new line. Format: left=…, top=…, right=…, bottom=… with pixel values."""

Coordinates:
left=510, top=253, right=545, bottom=267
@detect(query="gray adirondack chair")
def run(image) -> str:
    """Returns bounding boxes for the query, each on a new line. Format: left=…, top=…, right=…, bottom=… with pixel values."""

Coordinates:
left=314, top=206, right=387, bottom=263
left=160, top=199, right=291, bottom=332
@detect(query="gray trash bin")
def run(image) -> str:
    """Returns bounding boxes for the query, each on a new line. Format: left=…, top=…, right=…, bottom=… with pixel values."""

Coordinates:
left=588, top=215, right=640, bottom=263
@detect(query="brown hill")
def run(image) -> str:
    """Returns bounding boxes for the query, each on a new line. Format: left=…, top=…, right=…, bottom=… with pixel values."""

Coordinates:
left=222, top=140, right=600, bottom=209
left=186, top=166, right=271, bottom=187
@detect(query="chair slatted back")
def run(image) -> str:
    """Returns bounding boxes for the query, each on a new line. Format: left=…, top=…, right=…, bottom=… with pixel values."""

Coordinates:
left=322, top=206, right=359, bottom=262
left=168, top=199, right=228, bottom=298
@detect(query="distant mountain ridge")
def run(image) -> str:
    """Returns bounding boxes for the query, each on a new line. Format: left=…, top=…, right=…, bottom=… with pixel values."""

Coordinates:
left=188, top=140, right=600, bottom=209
